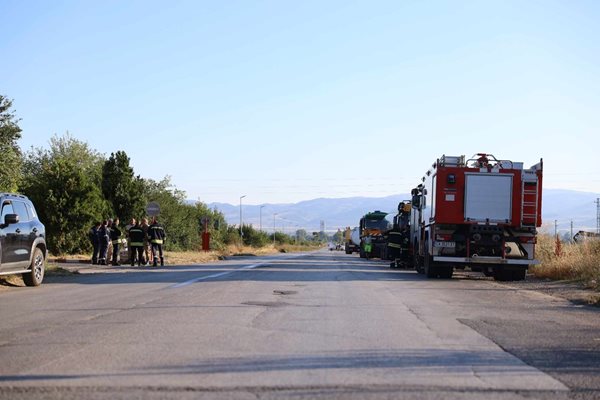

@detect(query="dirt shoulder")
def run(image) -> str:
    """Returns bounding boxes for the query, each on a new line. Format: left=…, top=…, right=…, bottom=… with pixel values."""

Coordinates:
left=494, top=274, right=600, bottom=307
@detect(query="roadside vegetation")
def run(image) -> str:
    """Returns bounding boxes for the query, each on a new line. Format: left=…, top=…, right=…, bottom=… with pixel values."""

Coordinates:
left=1, top=94, right=328, bottom=259
left=532, top=234, right=600, bottom=291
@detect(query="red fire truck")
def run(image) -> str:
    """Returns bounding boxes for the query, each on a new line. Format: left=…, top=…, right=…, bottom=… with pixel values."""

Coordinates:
left=410, top=153, right=542, bottom=281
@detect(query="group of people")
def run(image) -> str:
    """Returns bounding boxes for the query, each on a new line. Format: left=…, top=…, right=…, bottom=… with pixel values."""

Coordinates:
left=88, top=216, right=166, bottom=267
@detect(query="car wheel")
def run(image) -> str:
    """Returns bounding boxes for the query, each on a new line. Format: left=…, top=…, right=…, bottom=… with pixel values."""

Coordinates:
left=23, top=247, right=45, bottom=287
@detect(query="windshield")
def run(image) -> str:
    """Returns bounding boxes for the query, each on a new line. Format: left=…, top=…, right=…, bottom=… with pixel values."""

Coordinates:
left=364, top=218, right=390, bottom=231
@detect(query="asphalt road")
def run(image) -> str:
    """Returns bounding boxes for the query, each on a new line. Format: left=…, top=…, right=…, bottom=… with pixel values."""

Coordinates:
left=0, top=249, right=598, bottom=400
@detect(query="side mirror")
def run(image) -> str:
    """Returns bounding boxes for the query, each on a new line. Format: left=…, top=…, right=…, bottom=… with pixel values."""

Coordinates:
left=4, top=214, right=19, bottom=225
left=412, top=195, right=421, bottom=208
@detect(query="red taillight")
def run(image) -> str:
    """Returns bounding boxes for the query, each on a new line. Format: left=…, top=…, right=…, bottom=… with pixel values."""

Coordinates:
left=436, top=234, right=452, bottom=241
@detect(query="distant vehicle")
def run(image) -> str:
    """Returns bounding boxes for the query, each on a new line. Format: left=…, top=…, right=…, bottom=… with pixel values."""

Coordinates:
left=359, top=211, right=392, bottom=259
left=410, top=153, right=543, bottom=281
left=344, top=227, right=360, bottom=254
left=573, top=231, right=600, bottom=243
left=0, top=193, right=47, bottom=286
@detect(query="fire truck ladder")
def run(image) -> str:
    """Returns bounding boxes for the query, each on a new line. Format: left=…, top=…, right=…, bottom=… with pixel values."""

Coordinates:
left=521, top=174, right=539, bottom=227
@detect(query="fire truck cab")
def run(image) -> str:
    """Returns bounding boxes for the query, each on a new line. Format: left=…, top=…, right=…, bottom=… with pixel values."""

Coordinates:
left=410, top=153, right=542, bottom=281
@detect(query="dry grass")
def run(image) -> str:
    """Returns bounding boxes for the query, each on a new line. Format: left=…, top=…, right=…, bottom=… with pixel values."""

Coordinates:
left=52, top=244, right=322, bottom=266
left=532, top=234, right=600, bottom=290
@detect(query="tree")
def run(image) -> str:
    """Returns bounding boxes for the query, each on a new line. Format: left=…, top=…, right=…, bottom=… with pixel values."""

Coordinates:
left=0, top=95, right=22, bottom=191
left=102, top=151, right=145, bottom=221
left=20, top=134, right=111, bottom=254
left=296, top=229, right=308, bottom=242
left=332, top=229, right=343, bottom=244
left=140, top=177, right=228, bottom=251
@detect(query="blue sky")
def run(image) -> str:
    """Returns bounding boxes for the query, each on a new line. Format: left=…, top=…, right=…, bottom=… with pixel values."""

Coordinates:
left=2, top=0, right=599, bottom=205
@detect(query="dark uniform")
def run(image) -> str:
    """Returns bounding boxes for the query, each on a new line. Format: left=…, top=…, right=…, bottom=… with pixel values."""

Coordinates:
left=389, top=202, right=411, bottom=268
left=148, top=218, right=166, bottom=266
left=110, top=220, right=122, bottom=266
left=97, top=221, right=110, bottom=265
left=387, top=228, right=403, bottom=265
left=128, top=223, right=146, bottom=266
left=88, top=223, right=100, bottom=264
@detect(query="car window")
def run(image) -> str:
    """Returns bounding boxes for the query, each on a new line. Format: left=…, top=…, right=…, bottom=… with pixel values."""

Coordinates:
left=27, top=203, right=37, bottom=219
left=12, top=201, right=30, bottom=222
left=1, top=202, right=14, bottom=221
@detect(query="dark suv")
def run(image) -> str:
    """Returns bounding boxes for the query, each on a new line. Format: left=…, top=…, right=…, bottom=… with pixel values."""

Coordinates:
left=0, top=193, right=47, bottom=286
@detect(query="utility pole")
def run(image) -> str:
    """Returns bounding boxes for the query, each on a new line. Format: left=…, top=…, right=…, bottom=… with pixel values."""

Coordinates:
left=260, top=205, right=265, bottom=232
left=570, top=220, right=574, bottom=243
left=596, top=198, right=600, bottom=234
left=273, top=213, right=277, bottom=245
left=239, top=195, right=246, bottom=245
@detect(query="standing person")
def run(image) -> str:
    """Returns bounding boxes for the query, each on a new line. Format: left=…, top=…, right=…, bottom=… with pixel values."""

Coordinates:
left=125, top=218, right=136, bottom=264
left=140, top=217, right=151, bottom=265
left=363, top=236, right=373, bottom=259
left=110, top=218, right=122, bottom=266
left=88, top=222, right=101, bottom=264
left=97, top=220, right=110, bottom=265
left=106, top=219, right=114, bottom=264
left=148, top=216, right=166, bottom=266
left=128, top=220, right=145, bottom=266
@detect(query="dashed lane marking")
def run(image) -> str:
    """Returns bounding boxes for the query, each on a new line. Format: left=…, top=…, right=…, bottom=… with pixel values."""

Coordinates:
left=170, top=262, right=267, bottom=288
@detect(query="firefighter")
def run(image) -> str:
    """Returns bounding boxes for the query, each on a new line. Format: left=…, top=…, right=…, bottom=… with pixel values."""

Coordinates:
left=140, top=217, right=151, bottom=265
left=88, top=221, right=101, bottom=264
left=97, top=220, right=110, bottom=265
left=148, top=216, right=166, bottom=266
left=110, top=218, right=122, bottom=266
left=106, top=219, right=113, bottom=263
left=387, top=228, right=403, bottom=268
left=128, top=220, right=146, bottom=266
left=125, top=218, right=136, bottom=263
left=388, top=202, right=409, bottom=268
left=363, top=236, right=373, bottom=259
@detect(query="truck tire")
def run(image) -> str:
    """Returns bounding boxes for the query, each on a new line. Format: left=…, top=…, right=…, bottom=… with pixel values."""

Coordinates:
left=438, top=266, right=453, bottom=279
left=414, top=244, right=424, bottom=274
left=424, top=246, right=437, bottom=278
left=494, top=266, right=526, bottom=281
left=511, top=268, right=527, bottom=281
left=22, top=247, right=45, bottom=287
left=493, top=267, right=512, bottom=281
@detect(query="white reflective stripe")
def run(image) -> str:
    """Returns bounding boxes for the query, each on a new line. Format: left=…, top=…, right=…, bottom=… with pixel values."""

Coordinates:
left=170, top=262, right=267, bottom=288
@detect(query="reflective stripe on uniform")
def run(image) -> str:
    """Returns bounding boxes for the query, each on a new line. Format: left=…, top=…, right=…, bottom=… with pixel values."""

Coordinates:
left=130, top=242, right=144, bottom=246
left=151, top=239, right=163, bottom=244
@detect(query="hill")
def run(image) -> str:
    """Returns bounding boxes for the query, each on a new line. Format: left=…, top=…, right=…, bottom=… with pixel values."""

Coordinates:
left=206, top=189, right=599, bottom=237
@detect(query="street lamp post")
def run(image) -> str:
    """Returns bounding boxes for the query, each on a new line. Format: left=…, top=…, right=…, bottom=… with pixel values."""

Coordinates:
left=260, top=205, right=265, bottom=232
left=273, top=213, right=277, bottom=245
left=240, top=195, right=246, bottom=245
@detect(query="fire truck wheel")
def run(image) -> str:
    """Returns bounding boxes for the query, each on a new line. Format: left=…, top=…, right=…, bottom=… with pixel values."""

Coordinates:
left=512, top=268, right=526, bottom=281
left=415, top=258, right=424, bottom=273
left=439, top=266, right=453, bottom=279
left=493, top=269, right=512, bottom=281
left=424, top=250, right=437, bottom=278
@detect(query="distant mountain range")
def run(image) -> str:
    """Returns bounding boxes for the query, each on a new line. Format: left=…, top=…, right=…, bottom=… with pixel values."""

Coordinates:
left=205, top=189, right=600, bottom=236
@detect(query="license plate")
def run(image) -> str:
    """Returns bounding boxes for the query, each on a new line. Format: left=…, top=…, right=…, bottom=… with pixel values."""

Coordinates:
left=434, top=241, right=456, bottom=248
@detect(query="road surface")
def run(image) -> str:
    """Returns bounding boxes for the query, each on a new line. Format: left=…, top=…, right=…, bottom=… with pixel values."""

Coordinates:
left=0, top=249, right=598, bottom=399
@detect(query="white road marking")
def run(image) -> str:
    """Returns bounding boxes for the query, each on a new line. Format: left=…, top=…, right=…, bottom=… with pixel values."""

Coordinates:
left=170, top=262, right=267, bottom=288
